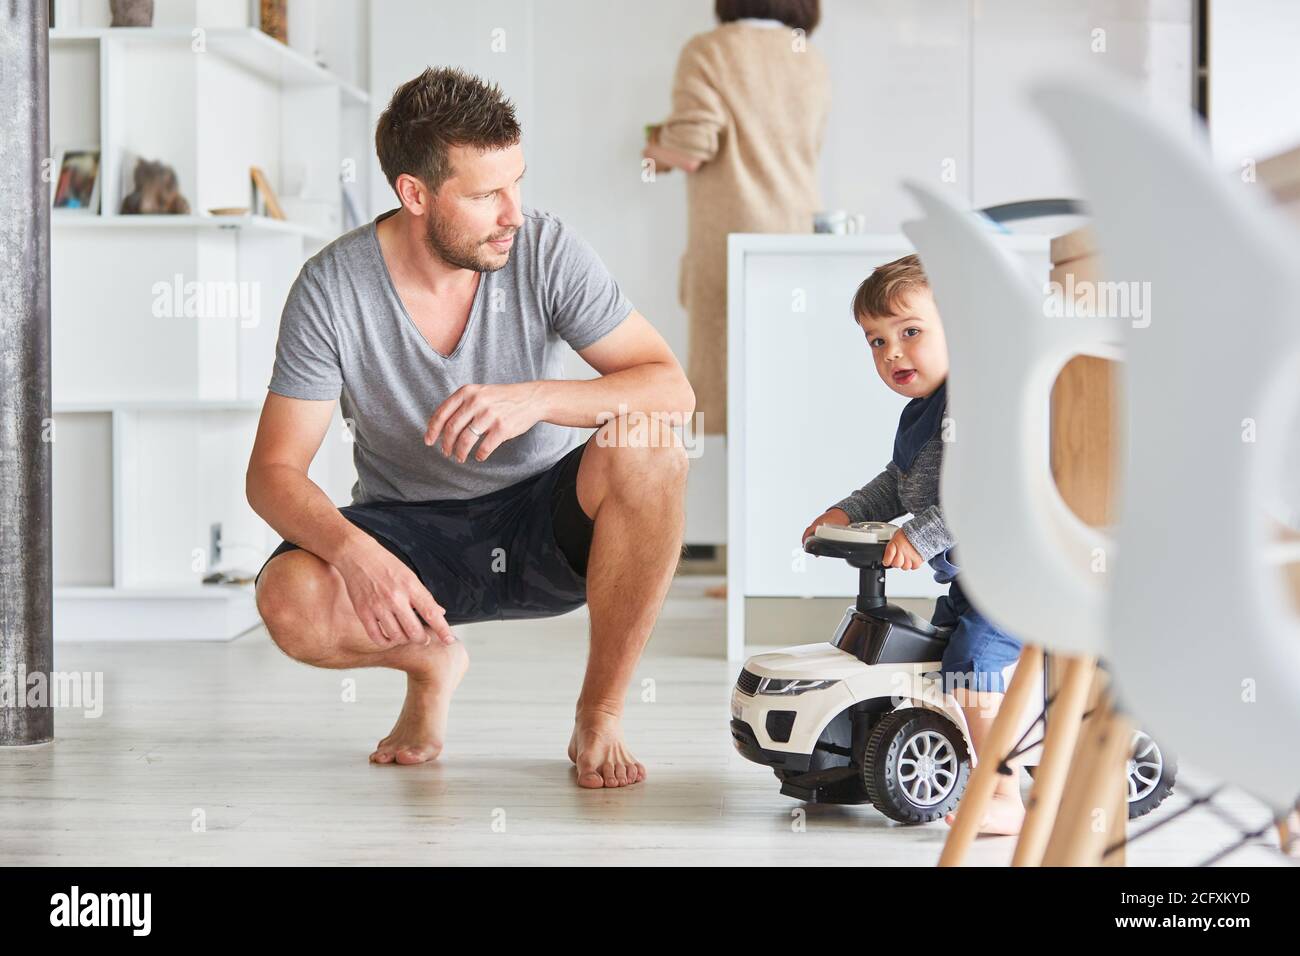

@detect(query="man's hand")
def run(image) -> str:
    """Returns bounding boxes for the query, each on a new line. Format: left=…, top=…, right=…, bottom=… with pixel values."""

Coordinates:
left=424, top=381, right=546, bottom=463
left=336, top=537, right=455, bottom=648
left=882, top=529, right=925, bottom=570
left=801, top=507, right=851, bottom=544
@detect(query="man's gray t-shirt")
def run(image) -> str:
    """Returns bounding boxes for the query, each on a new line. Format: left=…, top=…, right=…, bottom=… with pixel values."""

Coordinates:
left=268, top=206, right=634, bottom=503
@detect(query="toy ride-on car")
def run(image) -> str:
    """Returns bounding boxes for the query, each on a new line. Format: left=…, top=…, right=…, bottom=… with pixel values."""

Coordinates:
left=729, top=521, right=1177, bottom=824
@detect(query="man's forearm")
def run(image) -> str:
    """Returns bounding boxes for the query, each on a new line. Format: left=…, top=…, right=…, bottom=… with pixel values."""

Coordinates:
left=247, top=464, right=375, bottom=570
left=535, top=362, right=695, bottom=429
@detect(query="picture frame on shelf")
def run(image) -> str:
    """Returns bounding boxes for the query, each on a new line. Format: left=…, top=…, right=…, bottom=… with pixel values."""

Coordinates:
left=250, top=166, right=285, bottom=220
left=51, top=147, right=101, bottom=213
left=258, top=0, right=288, bottom=44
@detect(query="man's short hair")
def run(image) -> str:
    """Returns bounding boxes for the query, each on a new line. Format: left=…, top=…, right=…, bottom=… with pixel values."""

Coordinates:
left=851, top=253, right=929, bottom=324
left=375, top=66, right=521, bottom=197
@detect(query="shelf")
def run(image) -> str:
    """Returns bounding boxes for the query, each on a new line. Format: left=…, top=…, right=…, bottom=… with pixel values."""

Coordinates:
left=52, top=212, right=337, bottom=245
left=46, top=16, right=363, bottom=642
left=53, top=400, right=264, bottom=414
left=55, top=584, right=253, bottom=600
left=49, top=26, right=368, bottom=105
left=54, top=584, right=262, bottom=643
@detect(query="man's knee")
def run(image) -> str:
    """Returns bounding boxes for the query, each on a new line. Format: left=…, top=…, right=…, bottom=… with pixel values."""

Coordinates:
left=597, top=415, right=689, bottom=489
left=255, top=551, right=336, bottom=665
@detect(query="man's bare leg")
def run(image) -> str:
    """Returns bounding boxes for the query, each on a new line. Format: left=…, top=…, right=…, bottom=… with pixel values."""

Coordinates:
left=565, top=419, right=689, bottom=788
left=255, top=550, right=468, bottom=764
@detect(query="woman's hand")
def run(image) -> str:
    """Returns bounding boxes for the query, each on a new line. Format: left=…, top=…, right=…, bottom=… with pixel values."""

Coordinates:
left=642, top=139, right=702, bottom=175
left=801, top=507, right=850, bottom=544
left=424, top=381, right=546, bottom=463
left=882, top=529, right=925, bottom=570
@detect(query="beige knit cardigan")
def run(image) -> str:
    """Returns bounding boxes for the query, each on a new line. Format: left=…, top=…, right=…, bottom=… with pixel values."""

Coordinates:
left=657, top=22, right=831, bottom=435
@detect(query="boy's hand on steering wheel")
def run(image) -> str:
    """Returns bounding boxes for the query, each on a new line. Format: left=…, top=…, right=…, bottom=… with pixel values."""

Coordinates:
left=882, top=529, right=924, bottom=570
left=801, top=507, right=850, bottom=545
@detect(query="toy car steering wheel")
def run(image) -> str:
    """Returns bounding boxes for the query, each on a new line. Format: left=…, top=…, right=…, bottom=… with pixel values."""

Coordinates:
left=804, top=521, right=901, bottom=568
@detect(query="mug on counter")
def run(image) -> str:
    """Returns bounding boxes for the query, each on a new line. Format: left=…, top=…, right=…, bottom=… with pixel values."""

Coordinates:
left=813, top=210, right=867, bottom=234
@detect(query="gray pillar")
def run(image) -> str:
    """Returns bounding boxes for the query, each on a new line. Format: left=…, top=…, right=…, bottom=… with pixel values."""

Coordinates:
left=0, top=0, right=54, bottom=746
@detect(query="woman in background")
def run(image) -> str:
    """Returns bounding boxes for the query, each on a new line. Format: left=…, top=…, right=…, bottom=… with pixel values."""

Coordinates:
left=644, top=0, right=830, bottom=597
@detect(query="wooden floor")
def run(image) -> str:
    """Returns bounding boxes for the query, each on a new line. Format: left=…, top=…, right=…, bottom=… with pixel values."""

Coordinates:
left=1, top=576, right=1292, bottom=867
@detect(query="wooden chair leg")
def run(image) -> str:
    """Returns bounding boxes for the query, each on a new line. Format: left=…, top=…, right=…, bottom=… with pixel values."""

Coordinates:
left=938, top=644, right=1044, bottom=867
left=1012, top=655, right=1097, bottom=866
left=1278, top=807, right=1300, bottom=857
left=1043, top=694, right=1133, bottom=865
left=1103, top=759, right=1128, bottom=867
left=1040, top=661, right=1109, bottom=863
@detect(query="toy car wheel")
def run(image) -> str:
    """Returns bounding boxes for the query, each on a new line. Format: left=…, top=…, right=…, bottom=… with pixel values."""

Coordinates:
left=1127, top=730, right=1176, bottom=820
left=862, top=708, right=970, bottom=824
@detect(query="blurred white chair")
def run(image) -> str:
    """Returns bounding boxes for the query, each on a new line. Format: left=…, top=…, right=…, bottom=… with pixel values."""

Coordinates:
left=901, top=184, right=1124, bottom=658
left=1033, top=78, right=1300, bottom=814
left=902, top=185, right=1129, bottom=865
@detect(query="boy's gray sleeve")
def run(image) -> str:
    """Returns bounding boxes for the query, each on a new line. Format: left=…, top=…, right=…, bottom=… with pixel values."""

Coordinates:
left=901, top=504, right=955, bottom=562
left=831, top=463, right=905, bottom=523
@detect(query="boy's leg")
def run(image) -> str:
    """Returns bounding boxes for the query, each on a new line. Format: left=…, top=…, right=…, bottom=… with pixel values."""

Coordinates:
left=948, top=685, right=1026, bottom=835
left=936, top=588, right=1028, bottom=834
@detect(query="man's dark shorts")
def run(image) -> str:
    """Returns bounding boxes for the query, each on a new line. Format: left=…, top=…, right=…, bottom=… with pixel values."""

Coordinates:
left=255, top=437, right=595, bottom=625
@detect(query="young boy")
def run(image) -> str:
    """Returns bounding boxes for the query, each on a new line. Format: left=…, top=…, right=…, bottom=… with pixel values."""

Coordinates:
left=800, top=253, right=1027, bottom=835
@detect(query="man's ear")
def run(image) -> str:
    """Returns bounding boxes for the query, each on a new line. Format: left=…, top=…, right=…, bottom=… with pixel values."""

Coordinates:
left=395, top=172, right=431, bottom=214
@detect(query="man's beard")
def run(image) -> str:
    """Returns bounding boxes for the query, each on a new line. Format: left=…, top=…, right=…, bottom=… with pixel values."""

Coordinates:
left=424, top=215, right=513, bottom=272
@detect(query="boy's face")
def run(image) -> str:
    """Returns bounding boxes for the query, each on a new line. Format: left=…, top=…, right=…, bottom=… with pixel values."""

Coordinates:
left=856, top=286, right=950, bottom=399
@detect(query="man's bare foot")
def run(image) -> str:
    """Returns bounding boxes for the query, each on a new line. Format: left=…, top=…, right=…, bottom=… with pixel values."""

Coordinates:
left=567, top=710, right=646, bottom=788
left=369, top=639, right=469, bottom=765
left=944, top=792, right=1026, bottom=835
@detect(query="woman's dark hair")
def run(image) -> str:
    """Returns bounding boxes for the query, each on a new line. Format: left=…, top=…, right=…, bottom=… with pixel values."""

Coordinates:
left=715, top=0, right=820, bottom=34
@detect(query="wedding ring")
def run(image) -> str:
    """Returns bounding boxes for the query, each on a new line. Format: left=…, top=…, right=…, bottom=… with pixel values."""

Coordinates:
left=467, top=423, right=483, bottom=437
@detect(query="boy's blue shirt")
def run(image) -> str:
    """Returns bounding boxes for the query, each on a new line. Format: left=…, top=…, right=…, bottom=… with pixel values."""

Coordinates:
left=831, top=378, right=955, bottom=564
left=892, top=381, right=948, bottom=472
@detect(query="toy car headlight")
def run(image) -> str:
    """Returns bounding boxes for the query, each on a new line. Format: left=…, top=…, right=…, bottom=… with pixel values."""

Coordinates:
left=756, top=677, right=837, bottom=696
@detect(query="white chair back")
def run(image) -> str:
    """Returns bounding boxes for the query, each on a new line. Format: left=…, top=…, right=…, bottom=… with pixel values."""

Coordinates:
left=901, top=184, right=1124, bottom=657
left=1033, top=78, right=1300, bottom=811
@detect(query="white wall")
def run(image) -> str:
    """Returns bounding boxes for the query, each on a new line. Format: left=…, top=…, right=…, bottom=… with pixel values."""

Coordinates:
left=1209, top=0, right=1300, bottom=164
left=815, top=0, right=1194, bottom=231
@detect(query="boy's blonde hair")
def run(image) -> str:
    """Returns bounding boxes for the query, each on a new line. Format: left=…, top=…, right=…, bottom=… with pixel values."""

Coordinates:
left=851, top=253, right=928, bottom=324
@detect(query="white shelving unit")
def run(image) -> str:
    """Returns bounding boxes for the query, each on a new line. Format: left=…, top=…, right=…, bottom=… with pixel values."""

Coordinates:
left=48, top=11, right=369, bottom=641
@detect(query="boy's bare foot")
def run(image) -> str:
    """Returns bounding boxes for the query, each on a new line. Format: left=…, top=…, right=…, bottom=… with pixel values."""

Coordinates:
left=369, top=639, right=469, bottom=765
left=945, top=792, right=1026, bottom=836
left=705, top=583, right=727, bottom=599
left=567, top=710, right=647, bottom=788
